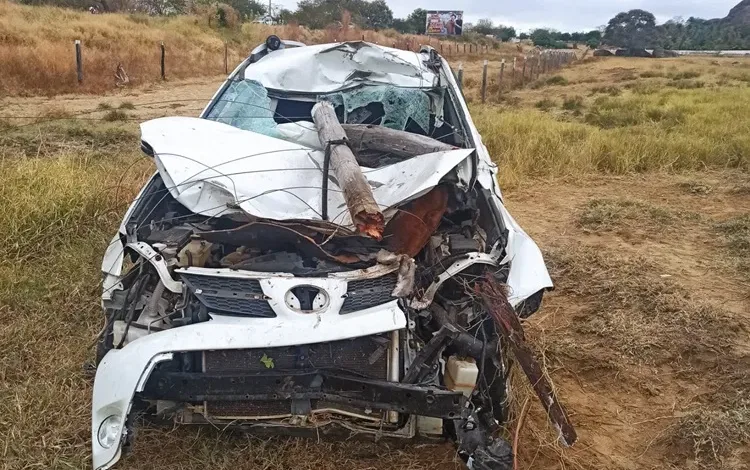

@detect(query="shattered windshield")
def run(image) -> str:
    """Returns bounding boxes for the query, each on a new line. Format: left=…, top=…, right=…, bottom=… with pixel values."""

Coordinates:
left=205, top=79, right=446, bottom=138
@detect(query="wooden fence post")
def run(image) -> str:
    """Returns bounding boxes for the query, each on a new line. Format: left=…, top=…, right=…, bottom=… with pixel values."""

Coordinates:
left=499, top=59, right=505, bottom=90
left=463, top=43, right=466, bottom=54
left=457, top=62, right=464, bottom=93
left=536, top=57, right=541, bottom=79
left=74, top=40, right=83, bottom=83
left=160, top=41, right=166, bottom=80
left=224, top=42, right=228, bottom=74
left=512, top=57, right=517, bottom=86
left=481, top=59, right=488, bottom=104
left=543, top=54, right=547, bottom=74
left=521, top=56, right=527, bottom=86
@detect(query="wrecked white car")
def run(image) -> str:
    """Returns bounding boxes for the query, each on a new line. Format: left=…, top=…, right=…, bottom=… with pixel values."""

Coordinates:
left=93, top=38, right=554, bottom=470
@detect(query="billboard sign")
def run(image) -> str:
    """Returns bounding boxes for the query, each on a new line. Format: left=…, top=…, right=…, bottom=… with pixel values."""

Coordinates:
left=425, top=11, right=464, bottom=36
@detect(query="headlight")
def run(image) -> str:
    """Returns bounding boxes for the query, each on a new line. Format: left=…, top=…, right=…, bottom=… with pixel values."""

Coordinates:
left=97, top=415, right=123, bottom=449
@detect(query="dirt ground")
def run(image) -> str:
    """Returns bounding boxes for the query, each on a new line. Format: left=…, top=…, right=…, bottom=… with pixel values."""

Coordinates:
left=1, top=75, right=748, bottom=470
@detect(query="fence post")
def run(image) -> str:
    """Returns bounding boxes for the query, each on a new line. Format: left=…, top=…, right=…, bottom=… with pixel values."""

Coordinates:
left=521, top=56, right=527, bottom=86
left=74, top=40, right=83, bottom=83
left=440, top=44, right=443, bottom=54
left=535, top=57, right=541, bottom=79
left=457, top=62, right=464, bottom=93
left=160, top=41, right=166, bottom=80
left=224, top=42, right=228, bottom=74
left=543, top=54, right=547, bottom=74
left=463, top=43, right=466, bottom=54
left=499, top=59, right=505, bottom=89
left=512, top=57, right=516, bottom=86
left=481, top=59, right=488, bottom=104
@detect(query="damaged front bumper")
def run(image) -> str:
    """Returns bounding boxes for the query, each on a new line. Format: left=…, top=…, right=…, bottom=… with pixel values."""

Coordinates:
left=92, top=298, right=406, bottom=470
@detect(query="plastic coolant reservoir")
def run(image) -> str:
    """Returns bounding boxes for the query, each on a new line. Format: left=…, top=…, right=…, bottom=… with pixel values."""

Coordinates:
left=445, top=356, right=479, bottom=397
left=177, top=239, right=213, bottom=267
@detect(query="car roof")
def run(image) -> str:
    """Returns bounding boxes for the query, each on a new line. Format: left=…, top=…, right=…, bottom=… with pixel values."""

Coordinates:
left=243, top=41, right=440, bottom=93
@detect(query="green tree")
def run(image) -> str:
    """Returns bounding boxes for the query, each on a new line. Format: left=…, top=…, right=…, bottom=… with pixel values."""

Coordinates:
left=603, top=9, right=657, bottom=49
left=495, top=26, right=516, bottom=41
left=473, top=18, right=495, bottom=35
left=224, top=0, right=266, bottom=20
left=358, top=0, right=392, bottom=30
left=392, top=8, right=427, bottom=34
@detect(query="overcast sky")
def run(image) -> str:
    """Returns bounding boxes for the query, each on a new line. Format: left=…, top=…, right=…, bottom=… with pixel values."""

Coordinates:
left=273, top=0, right=741, bottom=32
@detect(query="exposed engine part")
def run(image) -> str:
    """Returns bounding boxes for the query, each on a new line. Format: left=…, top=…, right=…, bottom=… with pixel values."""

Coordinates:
left=387, top=329, right=400, bottom=423
left=445, top=356, right=479, bottom=397
left=177, top=238, right=213, bottom=268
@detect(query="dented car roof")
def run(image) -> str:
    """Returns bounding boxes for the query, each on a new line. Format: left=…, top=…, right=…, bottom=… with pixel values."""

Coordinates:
left=242, top=42, right=439, bottom=93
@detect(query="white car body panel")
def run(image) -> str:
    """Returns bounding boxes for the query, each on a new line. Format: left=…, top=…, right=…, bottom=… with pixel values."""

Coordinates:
left=243, top=42, right=438, bottom=93
left=141, top=116, right=474, bottom=227
left=93, top=286, right=407, bottom=469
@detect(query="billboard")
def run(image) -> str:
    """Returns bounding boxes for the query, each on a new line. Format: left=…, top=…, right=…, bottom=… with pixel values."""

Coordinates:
left=425, top=11, right=464, bottom=36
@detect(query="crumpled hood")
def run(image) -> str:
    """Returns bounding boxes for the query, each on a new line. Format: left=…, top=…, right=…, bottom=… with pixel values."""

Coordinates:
left=244, top=42, right=438, bottom=93
left=140, top=117, right=473, bottom=228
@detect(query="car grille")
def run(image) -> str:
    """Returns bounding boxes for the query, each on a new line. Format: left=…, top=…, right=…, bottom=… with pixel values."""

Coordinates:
left=340, top=273, right=398, bottom=314
left=203, top=335, right=389, bottom=376
left=203, top=335, right=390, bottom=419
left=180, top=272, right=398, bottom=317
left=180, top=273, right=275, bottom=318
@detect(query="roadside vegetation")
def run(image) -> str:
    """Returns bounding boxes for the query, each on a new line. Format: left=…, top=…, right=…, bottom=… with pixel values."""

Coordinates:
left=0, top=0, right=515, bottom=96
left=1, top=27, right=750, bottom=470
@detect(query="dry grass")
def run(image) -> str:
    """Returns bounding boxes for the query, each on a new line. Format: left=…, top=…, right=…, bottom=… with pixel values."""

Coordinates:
left=577, top=198, right=680, bottom=232
left=715, top=215, right=750, bottom=275
left=468, top=58, right=750, bottom=186
left=0, top=0, right=519, bottom=96
left=2, top=52, right=750, bottom=470
left=542, top=244, right=742, bottom=366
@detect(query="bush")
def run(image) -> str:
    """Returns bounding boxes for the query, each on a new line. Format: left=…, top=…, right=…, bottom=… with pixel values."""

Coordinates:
left=562, top=96, right=585, bottom=112
left=535, top=98, right=556, bottom=110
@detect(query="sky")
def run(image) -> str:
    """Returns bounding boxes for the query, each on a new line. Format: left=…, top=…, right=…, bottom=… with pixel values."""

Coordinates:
left=271, top=0, right=742, bottom=32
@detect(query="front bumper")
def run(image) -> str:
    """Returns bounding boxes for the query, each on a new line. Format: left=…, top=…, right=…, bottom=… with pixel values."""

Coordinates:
left=91, top=300, right=406, bottom=470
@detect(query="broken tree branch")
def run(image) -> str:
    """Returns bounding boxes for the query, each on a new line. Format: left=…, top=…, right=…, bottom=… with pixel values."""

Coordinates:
left=312, top=102, right=385, bottom=239
left=476, top=276, right=578, bottom=448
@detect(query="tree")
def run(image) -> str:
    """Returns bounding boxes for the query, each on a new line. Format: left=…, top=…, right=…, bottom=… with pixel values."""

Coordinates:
left=495, top=26, right=516, bottom=42
left=291, top=0, right=393, bottom=30
left=224, top=0, right=266, bottom=20
left=473, top=18, right=495, bottom=35
left=603, top=9, right=657, bottom=49
left=392, top=8, right=427, bottom=34
left=358, top=0, right=392, bottom=30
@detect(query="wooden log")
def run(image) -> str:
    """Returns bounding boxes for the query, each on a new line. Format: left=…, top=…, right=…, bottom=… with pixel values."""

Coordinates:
left=476, top=276, right=578, bottom=448
left=341, top=124, right=453, bottom=161
left=312, top=102, right=384, bottom=239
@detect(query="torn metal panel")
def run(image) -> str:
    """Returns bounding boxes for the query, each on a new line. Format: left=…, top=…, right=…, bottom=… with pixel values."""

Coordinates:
left=243, top=42, right=438, bottom=93
left=140, top=117, right=473, bottom=229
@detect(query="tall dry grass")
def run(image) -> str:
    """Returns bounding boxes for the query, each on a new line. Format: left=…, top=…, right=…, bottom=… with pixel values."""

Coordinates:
left=0, top=0, right=518, bottom=96
left=471, top=79, right=750, bottom=187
